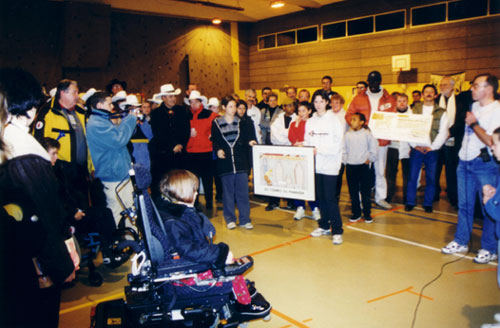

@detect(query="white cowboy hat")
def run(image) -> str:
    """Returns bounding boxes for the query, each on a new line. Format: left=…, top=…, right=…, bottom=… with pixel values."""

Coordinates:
left=207, top=97, right=220, bottom=108
left=119, top=94, right=142, bottom=110
left=111, top=90, right=127, bottom=103
left=158, top=84, right=181, bottom=96
left=80, top=88, right=97, bottom=102
left=147, top=93, right=163, bottom=104
left=188, top=90, right=208, bottom=107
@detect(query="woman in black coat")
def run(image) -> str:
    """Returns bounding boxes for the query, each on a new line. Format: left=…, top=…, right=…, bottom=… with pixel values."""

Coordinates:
left=0, top=68, right=75, bottom=328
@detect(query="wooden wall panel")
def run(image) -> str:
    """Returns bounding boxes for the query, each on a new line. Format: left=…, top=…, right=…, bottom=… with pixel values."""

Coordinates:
left=247, top=2, right=500, bottom=92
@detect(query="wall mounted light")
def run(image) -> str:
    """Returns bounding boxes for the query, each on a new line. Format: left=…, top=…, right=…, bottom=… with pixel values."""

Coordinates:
left=270, top=1, right=285, bottom=9
left=212, top=18, right=222, bottom=24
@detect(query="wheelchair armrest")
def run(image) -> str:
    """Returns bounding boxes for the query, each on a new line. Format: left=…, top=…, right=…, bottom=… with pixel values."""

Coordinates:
left=214, top=255, right=253, bottom=277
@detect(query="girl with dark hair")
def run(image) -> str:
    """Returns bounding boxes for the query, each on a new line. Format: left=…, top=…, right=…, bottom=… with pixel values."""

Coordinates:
left=0, top=68, right=76, bottom=328
left=212, top=97, right=257, bottom=230
left=304, top=89, right=344, bottom=245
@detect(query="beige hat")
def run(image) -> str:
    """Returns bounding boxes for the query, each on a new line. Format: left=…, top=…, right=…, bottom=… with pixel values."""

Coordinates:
left=111, top=90, right=127, bottom=103
left=147, top=93, right=163, bottom=104
left=208, top=97, right=220, bottom=108
left=119, top=94, right=141, bottom=110
left=158, top=84, right=181, bottom=96
left=188, top=90, right=208, bottom=107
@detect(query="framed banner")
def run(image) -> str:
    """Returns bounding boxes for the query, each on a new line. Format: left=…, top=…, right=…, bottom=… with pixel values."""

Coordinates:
left=252, top=145, right=315, bottom=201
left=368, top=111, right=432, bottom=144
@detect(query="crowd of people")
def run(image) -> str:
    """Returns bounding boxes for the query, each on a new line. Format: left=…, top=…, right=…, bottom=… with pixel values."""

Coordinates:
left=1, top=67, right=499, bottom=327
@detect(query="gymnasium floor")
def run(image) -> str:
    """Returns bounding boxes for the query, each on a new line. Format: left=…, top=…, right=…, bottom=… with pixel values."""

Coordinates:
left=59, top=183, right=500, bottom=328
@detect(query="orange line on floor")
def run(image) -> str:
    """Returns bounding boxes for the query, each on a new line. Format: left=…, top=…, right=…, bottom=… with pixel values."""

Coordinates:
left=367, top=286, right=413, bottom=303
left=302, top=318, right=313, bottom=322
left=407, top=288, right=434, bottom=301
left=249, top=243, right=287, bottom=256
left=248, top=236, right=311, bottom=257
left=372, top=205, right=405, bottom=218
left=280, top=325, right=292, bottom=328
left=271, top=309, right=310, bottom=328
left=454, top=268, right=497, bottom=275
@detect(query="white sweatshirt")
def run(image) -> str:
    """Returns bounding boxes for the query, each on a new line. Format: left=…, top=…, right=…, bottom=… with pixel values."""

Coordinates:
left=304, top=110, right=343, bottom=175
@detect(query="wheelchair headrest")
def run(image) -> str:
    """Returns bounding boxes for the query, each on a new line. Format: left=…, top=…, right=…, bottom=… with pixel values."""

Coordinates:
left=133, top=164, right=152, bottom=191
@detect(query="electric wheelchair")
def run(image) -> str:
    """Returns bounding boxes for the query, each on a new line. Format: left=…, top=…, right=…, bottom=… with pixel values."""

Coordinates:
left=91, top=164, right=272, bottom=327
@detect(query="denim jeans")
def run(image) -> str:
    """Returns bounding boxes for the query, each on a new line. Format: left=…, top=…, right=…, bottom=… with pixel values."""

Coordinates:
left=454, top=157, right=498, bottom=253
left=221, top=173, right=251, bottom=225
left=406, top=149, right=438, bottom=207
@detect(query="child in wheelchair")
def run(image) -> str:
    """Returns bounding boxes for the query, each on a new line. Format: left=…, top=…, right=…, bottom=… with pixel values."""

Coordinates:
left=156, top=169, right=271, bottom=320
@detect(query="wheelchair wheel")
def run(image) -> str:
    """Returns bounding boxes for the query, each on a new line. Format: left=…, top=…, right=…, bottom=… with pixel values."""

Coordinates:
left=89, top=271, right=103, bottom=287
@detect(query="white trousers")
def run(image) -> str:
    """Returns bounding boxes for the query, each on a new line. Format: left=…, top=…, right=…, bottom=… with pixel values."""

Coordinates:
left=102, top=179, right=135, bottom=229
left=374, top=145, right=389, bottom=203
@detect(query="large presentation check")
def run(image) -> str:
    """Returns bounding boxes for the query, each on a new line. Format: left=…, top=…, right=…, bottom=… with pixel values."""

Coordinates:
left=252, top=145, right=316, bottom=201
left=368, top=111, right=432, bottom=144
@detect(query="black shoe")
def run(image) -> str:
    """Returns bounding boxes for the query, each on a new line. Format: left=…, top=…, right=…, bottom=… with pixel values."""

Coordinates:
left=405, top=205, right=414, bottom=212
left=236, top=293, right=271, bottom=320
left=364, top=216, right=373, bottom=224
left=424, top=206, right=433, bottom=213
left=265, top=204, right=278, bottom=211
left=283, top=203, right=296, bottom=210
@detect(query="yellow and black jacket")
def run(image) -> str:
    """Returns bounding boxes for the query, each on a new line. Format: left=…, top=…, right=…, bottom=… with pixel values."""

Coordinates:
left=32, top=99, right=93, bottom=173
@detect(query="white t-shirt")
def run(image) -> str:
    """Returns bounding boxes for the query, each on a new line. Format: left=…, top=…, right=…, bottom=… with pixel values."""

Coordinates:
left=458, top=100, right=500, bottom=161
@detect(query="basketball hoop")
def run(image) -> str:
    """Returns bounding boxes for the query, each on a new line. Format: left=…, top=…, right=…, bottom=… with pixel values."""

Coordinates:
left=392, top=54, right=411, bottom=72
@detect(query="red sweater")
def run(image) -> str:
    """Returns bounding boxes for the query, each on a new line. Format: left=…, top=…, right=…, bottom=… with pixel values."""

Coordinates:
left=186, top=107, right=218, bottom=153
left=288, top=119, right=307, bottom=145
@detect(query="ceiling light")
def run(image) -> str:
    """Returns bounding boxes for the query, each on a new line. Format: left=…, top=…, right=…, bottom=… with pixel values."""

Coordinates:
left=270, top=1, right=285, bottom=9
left=212, top=18, right=222, bottom=25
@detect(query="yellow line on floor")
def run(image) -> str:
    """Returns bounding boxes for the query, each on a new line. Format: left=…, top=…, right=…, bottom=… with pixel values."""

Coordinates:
left=367, top=286, right=413, bottom=303
left=407, top=288, right=434, bottom=301
left=59, top=292, right=124, bottom=315
left=271, top=309, right=310, bottom=328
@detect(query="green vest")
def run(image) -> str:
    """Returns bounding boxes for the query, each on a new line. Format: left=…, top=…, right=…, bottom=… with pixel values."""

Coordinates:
left=411, top=102, right=446, bottom=143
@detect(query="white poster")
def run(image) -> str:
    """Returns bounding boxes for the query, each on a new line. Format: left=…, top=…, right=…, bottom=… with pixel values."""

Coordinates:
left=252, top=145, right=316, bottom=201
left=368, top=111, right=432, bottom=144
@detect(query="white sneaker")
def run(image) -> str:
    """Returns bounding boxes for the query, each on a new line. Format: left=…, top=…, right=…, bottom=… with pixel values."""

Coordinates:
left=227, top=222, right=236, bottom=230
left=240, top=222, right=254, bottom=230
left=332, top=234, right=343, bottom=245
left=312, top=207, right=321, bottom=221
left=441, top=240, right=468, bottom=254
left=294, top=206, right=305, bottom=220
left=310, top=227, right=331, bottom=237
left=474, top=249, right=498, bottom=264
left=375, top=199, right=392, bottom=209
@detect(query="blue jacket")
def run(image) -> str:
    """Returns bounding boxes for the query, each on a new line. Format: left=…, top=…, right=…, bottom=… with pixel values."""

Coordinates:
left=156, top=199, right=229, bottom=269
left=87, top=109, right=137, bottom=182
left=485, top=180, right=500, bottom=237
